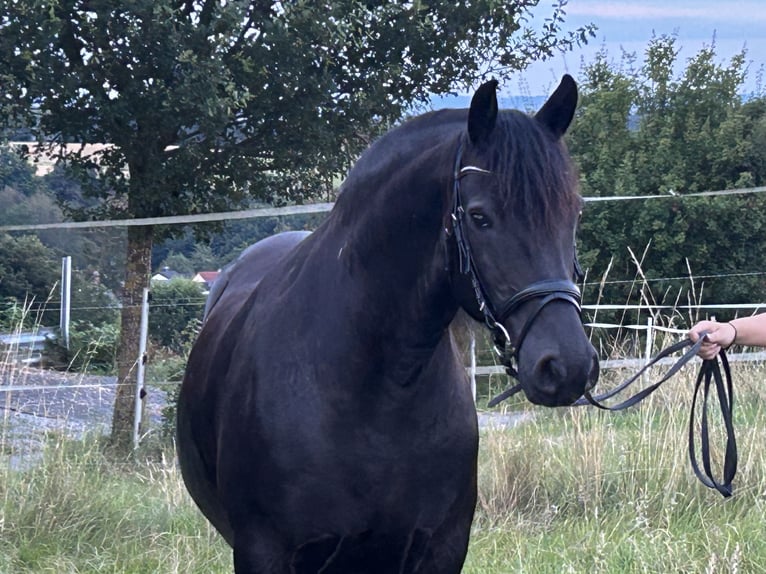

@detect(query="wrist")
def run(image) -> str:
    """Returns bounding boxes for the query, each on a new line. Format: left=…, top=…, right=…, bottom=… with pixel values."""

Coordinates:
left=725, top=321, right=738, bottom=349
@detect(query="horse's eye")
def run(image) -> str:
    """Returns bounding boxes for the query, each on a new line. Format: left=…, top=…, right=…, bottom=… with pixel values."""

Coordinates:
left=469, top=211, right=492, bottom=229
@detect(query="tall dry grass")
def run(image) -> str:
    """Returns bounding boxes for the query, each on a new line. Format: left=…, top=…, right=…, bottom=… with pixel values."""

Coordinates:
left=468, top=354, right=766, bottom=572
left=4, top=262, right=766, bottom=571
left=0, top=437, right=230, bottom=573
left=3, top=355, right=766, bottom=572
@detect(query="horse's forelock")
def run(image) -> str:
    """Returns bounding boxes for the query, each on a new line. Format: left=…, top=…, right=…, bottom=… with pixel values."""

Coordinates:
left=484, top=111, right=580, bottom=229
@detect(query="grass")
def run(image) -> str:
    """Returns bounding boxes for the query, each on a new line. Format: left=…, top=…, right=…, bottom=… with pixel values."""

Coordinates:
left=0, top=438, right=231, bottom=573
left=3, top=358, right=766, bottom=572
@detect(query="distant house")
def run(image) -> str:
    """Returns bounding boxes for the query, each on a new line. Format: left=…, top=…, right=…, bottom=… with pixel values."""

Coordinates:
left=192, top=271, right=220, bottom=292
left=151, top=266, right=184, bottom=282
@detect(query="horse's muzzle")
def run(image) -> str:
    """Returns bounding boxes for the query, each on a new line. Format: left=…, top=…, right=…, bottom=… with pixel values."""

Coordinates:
left=521, top=344, right=600, bottom=407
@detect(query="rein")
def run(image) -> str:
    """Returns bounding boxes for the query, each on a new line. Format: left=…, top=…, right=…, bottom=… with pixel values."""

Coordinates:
left=490, top=333, right=738, bottom=498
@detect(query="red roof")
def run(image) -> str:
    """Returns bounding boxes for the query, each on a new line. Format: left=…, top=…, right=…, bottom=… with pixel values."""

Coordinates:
left=195, top=271, right=220, bottom=282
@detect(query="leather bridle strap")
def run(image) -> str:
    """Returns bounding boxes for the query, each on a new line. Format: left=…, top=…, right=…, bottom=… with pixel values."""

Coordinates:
left=573, top=337, right=701, bottom=409
left=450, top=139, right=582, bottom=369
left=495, top=280, right=582, bottom=354
left=690, top=351, right=737, bottom=496
left=488, top=334, right=738, bottom=496
left=575, top=333, right=737, bottom=497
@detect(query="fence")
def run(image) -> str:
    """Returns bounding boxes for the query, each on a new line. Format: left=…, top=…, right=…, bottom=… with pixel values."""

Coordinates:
left=467, top=312, right=766, bottom=401
left=3, top=299, right=766, bottom=450
left=3, top=189, right=766, bottom=447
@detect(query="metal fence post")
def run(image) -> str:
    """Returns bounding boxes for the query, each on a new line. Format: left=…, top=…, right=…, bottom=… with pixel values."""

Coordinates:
left=642, top=316, right=654, bottom=384
left=59, top=256, right=71, bottom=350
left=133, top=287, right=150, bottom=450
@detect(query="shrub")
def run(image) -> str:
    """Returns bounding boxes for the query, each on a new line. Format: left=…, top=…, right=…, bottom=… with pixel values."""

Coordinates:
left=149, top=279, right=206, bottom=352
left=63, top=320, right=120, bottom=373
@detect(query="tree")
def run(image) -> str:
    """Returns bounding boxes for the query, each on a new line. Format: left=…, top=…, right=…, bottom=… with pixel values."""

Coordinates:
left=0, top=143, right=39, bottom=195
left=0, top=0, right=594, bottom=452
left=567, top=35, right=766, bottom=330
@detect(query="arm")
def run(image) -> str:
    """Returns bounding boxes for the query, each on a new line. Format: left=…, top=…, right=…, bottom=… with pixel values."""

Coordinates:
left=689, top=312, right=766, bottom=359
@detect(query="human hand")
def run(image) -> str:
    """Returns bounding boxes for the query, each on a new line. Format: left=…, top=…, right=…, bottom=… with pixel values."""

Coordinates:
left=688, top=320, right=736, bottom=360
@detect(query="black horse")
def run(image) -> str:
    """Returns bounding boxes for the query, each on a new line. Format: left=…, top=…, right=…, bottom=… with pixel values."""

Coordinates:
left=178, top=76, right=600, bottom=573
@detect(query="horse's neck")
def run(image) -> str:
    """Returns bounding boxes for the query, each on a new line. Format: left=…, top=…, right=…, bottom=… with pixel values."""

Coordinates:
left=325, top=153, right=458, bottom=370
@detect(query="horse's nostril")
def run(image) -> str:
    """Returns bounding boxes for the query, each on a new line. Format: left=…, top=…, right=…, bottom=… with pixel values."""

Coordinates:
left=538, top=355, right=566, bottom=382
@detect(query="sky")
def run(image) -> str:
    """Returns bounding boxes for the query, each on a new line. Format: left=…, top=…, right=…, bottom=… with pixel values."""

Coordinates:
left=515, top=0, right=766, bottom=98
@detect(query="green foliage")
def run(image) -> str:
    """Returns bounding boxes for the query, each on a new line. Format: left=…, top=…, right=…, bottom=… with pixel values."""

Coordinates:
left=64, top=320, right=119, bottom=373
left=156, top=252, right=195, bottom=276
left=0, top=297, right=44, bottom=333
left=70, top=273, right=120, bottom=328
left=150, top=323, right=199, bottom=442
left=0, top=145, right=127, bottom=295
left=148, top=279, right=206, bottom=351
left=0, top=233, right=60, bottom=326
left=568, top=35, right=766, bottom=324
left=0, top=143, right=39, bottom=195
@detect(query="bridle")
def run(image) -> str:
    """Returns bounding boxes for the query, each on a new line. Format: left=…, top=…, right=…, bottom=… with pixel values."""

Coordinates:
left=450, top=139, right=583, bottom=383
left=450, top=139, right=738, bottom=497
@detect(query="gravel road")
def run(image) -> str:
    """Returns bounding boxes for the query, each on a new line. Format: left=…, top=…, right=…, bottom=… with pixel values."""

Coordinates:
left=0, top=366, right=167, bottom=469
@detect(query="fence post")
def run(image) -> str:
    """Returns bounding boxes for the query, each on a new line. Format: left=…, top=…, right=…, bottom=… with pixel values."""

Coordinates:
left=133, top=287, right=150, bottom=450
left=642, top=316, right=654, bottom=384
left=59, top=256, right=71, bottom=350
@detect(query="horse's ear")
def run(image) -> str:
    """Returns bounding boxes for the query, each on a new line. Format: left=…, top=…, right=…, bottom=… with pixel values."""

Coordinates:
left=535, top=74, right=578, bottom=138
left=468, top=79, right=499, bottom=144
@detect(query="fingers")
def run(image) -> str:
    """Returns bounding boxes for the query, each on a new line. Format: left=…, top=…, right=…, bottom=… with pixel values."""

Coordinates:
left=697, top=343, right=720, bottom=361
left=688, top=320, right=734, bottom=359
left=689, top=320, right=716, bottom=343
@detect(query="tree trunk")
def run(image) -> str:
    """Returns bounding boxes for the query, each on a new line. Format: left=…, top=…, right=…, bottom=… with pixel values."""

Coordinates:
left=110, top=224, right=153, bottom=454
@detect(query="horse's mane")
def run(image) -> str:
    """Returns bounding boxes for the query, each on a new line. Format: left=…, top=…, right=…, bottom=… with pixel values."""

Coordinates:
left=335, top=107, right=581, bottom=229
left=337, top=109, right=464, bottom=195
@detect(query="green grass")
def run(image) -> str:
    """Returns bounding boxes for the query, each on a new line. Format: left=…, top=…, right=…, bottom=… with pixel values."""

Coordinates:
left=3, top=361, right=766, bottom=573
left=462, top=360, right=766, bottom=573
left=0, top=438, right=230, bottom=573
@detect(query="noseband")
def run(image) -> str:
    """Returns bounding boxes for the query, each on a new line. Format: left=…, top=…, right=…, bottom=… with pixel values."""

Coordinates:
left=450, top=140, right=583, bottom=378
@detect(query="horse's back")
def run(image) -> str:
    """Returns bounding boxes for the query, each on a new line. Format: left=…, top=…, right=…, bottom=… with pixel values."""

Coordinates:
left=204, top=230, right=311, bottom=321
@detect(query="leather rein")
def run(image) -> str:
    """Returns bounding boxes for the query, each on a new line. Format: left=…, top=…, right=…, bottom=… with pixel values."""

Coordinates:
left=479, top=281, right=738, bottom=496
left=449, top=140, right=737, bottom=498
left=574, top=334, right=737, bottom=497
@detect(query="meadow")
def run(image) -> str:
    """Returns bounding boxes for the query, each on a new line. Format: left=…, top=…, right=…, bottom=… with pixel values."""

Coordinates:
left=2, top=356, right=766, bottom=573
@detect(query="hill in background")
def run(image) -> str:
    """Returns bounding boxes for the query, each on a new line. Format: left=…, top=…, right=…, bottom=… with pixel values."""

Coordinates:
left=430, top=94, right=548, bottom=113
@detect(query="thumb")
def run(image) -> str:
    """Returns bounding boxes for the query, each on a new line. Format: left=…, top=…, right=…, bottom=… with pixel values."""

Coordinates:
left=703, top=328, right=726, bottom=345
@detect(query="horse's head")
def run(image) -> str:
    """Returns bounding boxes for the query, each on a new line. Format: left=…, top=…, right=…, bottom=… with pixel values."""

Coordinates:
left=449, top=76, right=599, bottom=406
